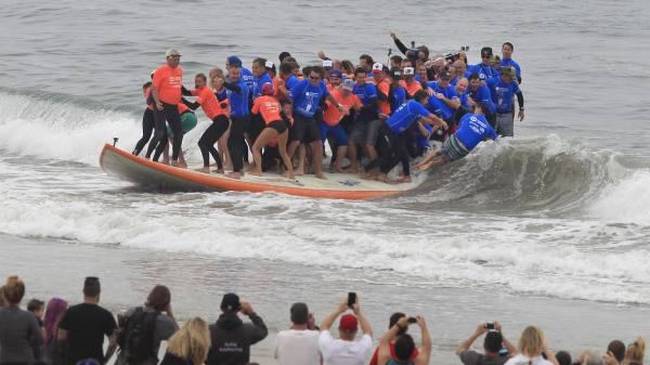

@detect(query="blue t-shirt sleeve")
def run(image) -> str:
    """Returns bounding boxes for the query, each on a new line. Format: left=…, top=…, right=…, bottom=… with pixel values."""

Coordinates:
left=290, top=80, right=306, bottom=102
left=320, top=82, right=330, bottom=98
left=367, top=84, right=377, bottom=99
left=415, top=101, right=430, bottom=118
left=447, top=86, right=457, bottom=99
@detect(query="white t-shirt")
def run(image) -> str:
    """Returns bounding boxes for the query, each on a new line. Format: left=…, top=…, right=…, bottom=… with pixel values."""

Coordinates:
left=318, top=331, right=373, bottom=365
left=504, top=354, right=554, bottom=365
left=274, top=329, right=321, bottom=365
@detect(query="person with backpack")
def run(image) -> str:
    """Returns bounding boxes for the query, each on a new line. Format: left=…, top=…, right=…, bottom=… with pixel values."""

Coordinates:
left=116, top=285, right=178, bottom=365
left=206, top=293, right=268, bottom=365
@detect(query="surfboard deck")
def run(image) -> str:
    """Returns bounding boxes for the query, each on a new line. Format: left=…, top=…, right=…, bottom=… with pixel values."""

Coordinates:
left=99, top=144, right=425, bottom=200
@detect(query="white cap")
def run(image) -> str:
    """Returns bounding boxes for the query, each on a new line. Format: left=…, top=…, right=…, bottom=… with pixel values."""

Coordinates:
left=322, top=59, right=333, bottom=68
left=372, top=62, right=384, bottom=73
left=165, top=49, right=182, bottom=57
left=403, top=67, right=415, bottom=75
left=265, top=60, right=274, bottom=69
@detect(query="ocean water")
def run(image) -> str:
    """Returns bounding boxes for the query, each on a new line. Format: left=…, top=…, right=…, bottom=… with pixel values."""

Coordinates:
left=1, top=0, right=650, bottom=363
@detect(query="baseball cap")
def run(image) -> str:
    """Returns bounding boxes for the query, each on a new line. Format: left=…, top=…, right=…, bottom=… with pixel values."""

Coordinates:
left=328, top=69, right=342, bottom=79
left=220, top=293, right=241, bottom=312
left=403, top=67, right=415, bottom=76
left=480, top=47, right=493, bottom=58
left=265, top=60, right=274, bottom=69
left=165, top=49, right=182, bottom=57
left=339, top=314, right=358, bottom=332
left=323, top=59, right=333, bottom=68
left=342, top=79, right=354, bottom=91
left=372, top=62, right=384, bottom=74
left=227, top=56, right=243, bottom=68
left=390, top=68, right=402, bottom=80
left=261, top=82, right=274, bottom=96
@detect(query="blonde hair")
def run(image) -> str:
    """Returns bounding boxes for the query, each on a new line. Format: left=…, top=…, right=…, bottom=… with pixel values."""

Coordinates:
left=4, top=276, right=25, bottom=304
left=625, top=337, right=645, bottom=365
left=518, top=326, right=545, bottom=357
left=166, top=317, right=211, bottom=365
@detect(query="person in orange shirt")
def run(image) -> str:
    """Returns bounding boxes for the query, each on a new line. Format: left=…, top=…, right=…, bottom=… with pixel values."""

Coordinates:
left=399, top=66, right=423, bottom=98
left=322, top=79, right=361, bottom=172
left=250, top=83, right=293, bottom=178
left=182, top=73, right=229, bottom=173
left=151, top=49, right=184, bottom=166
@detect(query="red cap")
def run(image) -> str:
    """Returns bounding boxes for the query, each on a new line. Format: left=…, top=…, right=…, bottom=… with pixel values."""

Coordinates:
left=262, top=82, right=274, bottom=96
left=339, top=314, right=358, bottom=332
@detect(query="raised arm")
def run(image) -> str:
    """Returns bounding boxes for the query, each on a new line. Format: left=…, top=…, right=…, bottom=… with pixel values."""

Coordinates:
left=352, top=297, right=373, bottom=338
left=456, top=323, right=488, bottom=355
left=416, top=316, right=432, bottom=365
left=390, top=32, right=409, bottom=55
left=320, top=299, right=348, bottom=331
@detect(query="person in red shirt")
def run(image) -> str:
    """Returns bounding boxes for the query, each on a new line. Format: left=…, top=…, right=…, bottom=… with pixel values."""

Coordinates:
left=250, top=83, right=293, bottom=178
left=182, top=73, right=229, bottom=173
left=150, top=49, right=185, bottom=167
left=322, top=79, right=361, bottom=172
left=399, top=66, right=423, bottom=98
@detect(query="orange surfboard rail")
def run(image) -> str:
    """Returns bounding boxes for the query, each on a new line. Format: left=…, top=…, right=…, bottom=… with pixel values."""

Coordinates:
left=99, top=144, right=405, bottom=200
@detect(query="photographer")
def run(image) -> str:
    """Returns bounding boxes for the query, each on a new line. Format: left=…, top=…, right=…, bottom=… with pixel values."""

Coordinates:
left=376, top=315, right=431, bottom=365
left=456, top=322, right=517, bottom=365
left=318, top=295, right=373, bottom=365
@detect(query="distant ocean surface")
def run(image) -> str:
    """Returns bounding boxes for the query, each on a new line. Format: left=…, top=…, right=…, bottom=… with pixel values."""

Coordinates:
left=1, top=0, right=650, bottom=363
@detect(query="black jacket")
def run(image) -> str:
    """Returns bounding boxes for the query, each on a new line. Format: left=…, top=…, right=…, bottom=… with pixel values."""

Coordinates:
left=206, top=312, right=268, bottom=365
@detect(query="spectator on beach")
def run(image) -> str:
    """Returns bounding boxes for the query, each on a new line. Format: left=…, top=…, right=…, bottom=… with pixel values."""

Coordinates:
left=116, top=285, right=179, bottom=365
left=504, top=326, right=556, bottom=365
left=602, top=340, right=626, bottom=365
left=206, top=293, right=268, bottom=365
left=369, top=312, right=419, bottom=365
left=555, top=351, right=572, bottom=365
left=456, top=321, right=517, bottom=365
left=274, top=302, right=321, bottom=365
left=575, top=351, right=604, bottom=365
left=44, top=297, right=68, bottom=365
left=57, top=277, right=118, bottom=365
left=0, top=276, right=44, bottom=364
left=376, top=315, right=431, bottom=365
left=27, top=299, right=46, bottom=339
left=624, top=337, right=645, bottom=365
left=160, top=317, right=211, bottom=365
left=318, top=296, right=373, bottom=365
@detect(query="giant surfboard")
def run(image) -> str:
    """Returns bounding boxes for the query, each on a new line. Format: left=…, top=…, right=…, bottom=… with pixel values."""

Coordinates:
left=99, top=144, right=425, bottom=200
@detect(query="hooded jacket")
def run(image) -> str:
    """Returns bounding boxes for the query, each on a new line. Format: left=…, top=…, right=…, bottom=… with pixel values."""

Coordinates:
left=206, top=311, right=268, bottom=365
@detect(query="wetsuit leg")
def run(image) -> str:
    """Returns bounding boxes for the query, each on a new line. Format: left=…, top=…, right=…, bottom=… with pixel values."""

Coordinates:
left=151, top=109, right=169, bottom=162
left=164, top=104, right=183, bottom=161
left=134, top=108, right=154, bottom=156
left=228, top=116, right=250, bottom=172
left=198, top=115, right=229, bottom=168
left=367, top=125, right=392, bottom=172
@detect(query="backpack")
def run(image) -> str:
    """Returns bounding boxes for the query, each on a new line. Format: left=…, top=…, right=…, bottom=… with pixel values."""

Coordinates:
left=118, top=307, right=160, bottom=364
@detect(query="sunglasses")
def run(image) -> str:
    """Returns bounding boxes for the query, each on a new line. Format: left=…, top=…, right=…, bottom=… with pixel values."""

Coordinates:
left=309, top=75, right=321, bottom=80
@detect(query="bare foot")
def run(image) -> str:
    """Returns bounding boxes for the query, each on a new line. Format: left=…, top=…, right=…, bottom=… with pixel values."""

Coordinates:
left=315, top=172, right=327, bottom=180
left=249, top=170, right=262, bottom=176
left=162, top=159, right=170, bottom=165
left=395, top=176, right=412, bottom=183
left=282, top=171, right=295, bottom=180
left=178, top=161, right=188, bottom=168
left=213, top=169, right=224, bottom=174
left=225, top=171, right=241, bottom=179
left=295, top=168, right=305, bottom=176
left=197, top=167, right=211, bottom=174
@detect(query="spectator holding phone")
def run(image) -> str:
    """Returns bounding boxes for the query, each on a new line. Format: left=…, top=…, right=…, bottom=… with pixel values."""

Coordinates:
left=376, top=315, right=431, bottom=365
left=369, top=312, right=420, bottom=365
left=318, top=294, right=373, bottom=365
left=274, top=302, right=321, bottom=365
left=456, top=321, right=517, bottom=365
left=504, top=326, right=557, bottom=365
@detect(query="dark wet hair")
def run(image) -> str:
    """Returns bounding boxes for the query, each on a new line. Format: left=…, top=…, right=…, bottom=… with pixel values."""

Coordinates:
left=394, top=334, right=415, bottom=361
left=83, top=277, right=101, bottom=298
left=354, top=67, right=367, bottom=76
left=484, top=331, right=503, bottom=353
left=417, top=45, right=430, bottom=59
left=290, top=302, right=309, bottom=325
left=390, top=55, right=403, bottom=64
left=502, top=42, right=514, bottom=51
left=389, top=312, right=407, bottom=334
left=146, top=285, right=171, bottom=311
left=195, top=73, right=207, bottom=82
left=253, top=57, right=267, bottom=68
left=278, top=52, right=291, bottom=63
left=310, top=66, right=326, bottom=78
left=556, top=351, right=572, bottom=365
left=280, top=61, right=297, bottom=75
left=608, top=340, right=626, bottom=363
left=468, top=72, right=481, bottom=81
left=27, top=299, right=45, bottom=312
left=481, top=47, right=493, bottom=57
left=414, top=90, right=429, bottom=102
left=142, top=81, right=152, bottom=90
left=359, top=54, right=374, bottom=66
left=340, top=60, right=355, bottom=74
left=284, top=56, right=299, bottom=66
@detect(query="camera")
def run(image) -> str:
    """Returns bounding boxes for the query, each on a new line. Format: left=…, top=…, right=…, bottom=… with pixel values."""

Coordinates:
left=407, top=317, right=418, bottom=324
left=486, top=323, right=495, bottom=330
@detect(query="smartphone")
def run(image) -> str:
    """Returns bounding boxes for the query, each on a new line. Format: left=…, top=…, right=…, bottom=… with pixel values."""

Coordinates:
left=347, top=292, right=357, bottom=308
left=407, top=317, right=418, bottom=324
left=486, top=323, right=495, bottom=330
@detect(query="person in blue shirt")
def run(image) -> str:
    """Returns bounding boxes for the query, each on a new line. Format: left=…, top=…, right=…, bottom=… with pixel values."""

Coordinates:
left=467, top=73, right=497, bottom=126
left=227, top=56, right=255, bottom=91
left=500, top=42, right=522, bottom=84
left=288, top=66, right=344, bottom=179
left=367, top=90, right=447, bottom=183
left=224, top=64, right=250, bottom=179
left=348, top=67, right=380, bottom=172
left=415, top=104, right=497, bottom=171
left=487, top=66, right=525, bottom=137
left=426, top=70, right=460, bottom=130
left=465, top=47, right=498, bottom=82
